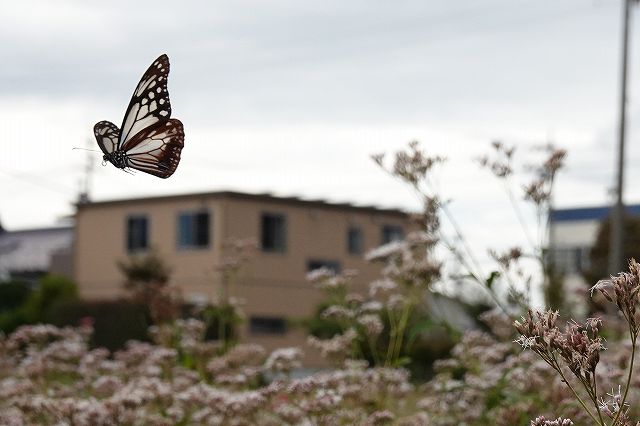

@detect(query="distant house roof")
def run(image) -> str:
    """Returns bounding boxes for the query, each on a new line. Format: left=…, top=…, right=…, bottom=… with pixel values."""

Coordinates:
left=0, top=226, right=73, bottom=274
left=551, top=204, right=640, bottom=223
left=76, top=190, right=409, bottom=216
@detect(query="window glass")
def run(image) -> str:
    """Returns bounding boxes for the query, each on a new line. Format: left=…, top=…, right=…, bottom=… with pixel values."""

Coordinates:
left=261, top=213, right=286, bottom=252
left=126, top=216, right=148, bottom=252
left=381, top=224, right=404, bottom=244
left=177, top=211, right=210, bottom=248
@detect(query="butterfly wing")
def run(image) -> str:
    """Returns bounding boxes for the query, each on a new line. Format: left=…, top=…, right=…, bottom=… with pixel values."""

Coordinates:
left=93, top=121, right=120, bottom=155
left=123, top=119, right=184, bottom=178
left=119, top=54, right=173, bottom=146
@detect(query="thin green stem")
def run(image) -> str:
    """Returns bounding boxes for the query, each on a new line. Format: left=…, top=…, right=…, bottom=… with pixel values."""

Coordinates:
left=391, top=302, right=414, bottom=364
left=385, top=308, right=397, bottom=367
left=551, top=355, right=603, bottom=426
left=591, top=372, right=605, bottom=426
left=439, top=238, right=509, bottom=315
left=612, top=330, right=636, bottom=425
left=366, top=334, right=381, bottom=366
left=438, top=202, right=485, bottom=279
left=504, top=181, right=536, bottom=249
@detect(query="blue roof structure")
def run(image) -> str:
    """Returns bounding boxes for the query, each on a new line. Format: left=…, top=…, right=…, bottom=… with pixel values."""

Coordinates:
left=551, top=204, right=640, bottom=222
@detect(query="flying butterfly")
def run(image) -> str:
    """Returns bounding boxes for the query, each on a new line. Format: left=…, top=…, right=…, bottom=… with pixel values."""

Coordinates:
left=93, top=54, right=184, bottom=178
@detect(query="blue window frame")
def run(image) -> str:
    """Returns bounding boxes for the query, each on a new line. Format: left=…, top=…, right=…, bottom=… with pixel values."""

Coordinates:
left=177, top=211, right=210, bottom=248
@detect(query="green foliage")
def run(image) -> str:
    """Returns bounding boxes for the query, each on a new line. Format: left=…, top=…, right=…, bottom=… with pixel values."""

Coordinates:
left=302, top=297, right=457, bottom=379
left=405, top=318, right=457, bottom=380
left=23, top=274, right=78, bottom=322
left=201, top=303, right=241, bottom=343
left=0, top=274, right=78, bottom=334
left=0, top=280, right=31, bottom=312
left=118, top=250, right=171, bottom=286
left=45, top=300, right=150, bottom=351
left=301, top=302, right=343, bottom=339
left=118, top=249, right=171, bottom=299
left=0, top=308, right=30, bottom=334
left=118, top=250, right=179, bottom=324
left=485, top=271, right=500, bottom=291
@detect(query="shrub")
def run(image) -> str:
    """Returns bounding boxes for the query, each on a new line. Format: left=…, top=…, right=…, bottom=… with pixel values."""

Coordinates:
left=0, top=280, right=31, bottom=312
left=0, top=275, right=78, bottom=334
left=23, top=274, right=78, bottom=322
left=44, top=299, right=150, bottom=351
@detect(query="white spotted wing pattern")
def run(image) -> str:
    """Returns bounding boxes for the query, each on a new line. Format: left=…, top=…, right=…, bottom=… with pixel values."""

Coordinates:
left=93, top=54, right=184, bottom=178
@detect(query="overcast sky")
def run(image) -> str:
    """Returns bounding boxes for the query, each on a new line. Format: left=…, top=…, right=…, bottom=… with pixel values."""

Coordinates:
left=0, top=0, right=638, bottom=272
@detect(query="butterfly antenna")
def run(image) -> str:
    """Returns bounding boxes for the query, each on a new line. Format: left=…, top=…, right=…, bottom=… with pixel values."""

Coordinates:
left=72, top=147, right=102, bottom=153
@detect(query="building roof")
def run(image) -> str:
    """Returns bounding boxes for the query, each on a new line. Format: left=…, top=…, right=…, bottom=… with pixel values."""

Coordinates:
left=76, top=190, right=410, bottom=216
left=551, top=204, right=640, bottom=223
left=0, top=226, right=73, bottom=273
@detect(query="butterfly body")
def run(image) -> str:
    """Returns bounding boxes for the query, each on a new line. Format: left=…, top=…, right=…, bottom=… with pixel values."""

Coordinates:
left=94, top=54, right=184, bottom=178
left=103, top=149, right=127, bottom=169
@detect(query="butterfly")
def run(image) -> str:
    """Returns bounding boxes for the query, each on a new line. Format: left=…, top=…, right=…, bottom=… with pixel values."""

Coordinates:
left=93, top=54, right=184, bottom=178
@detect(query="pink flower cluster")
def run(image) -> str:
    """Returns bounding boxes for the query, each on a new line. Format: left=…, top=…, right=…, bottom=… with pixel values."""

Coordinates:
left=0, top=320, right=418, bottom=425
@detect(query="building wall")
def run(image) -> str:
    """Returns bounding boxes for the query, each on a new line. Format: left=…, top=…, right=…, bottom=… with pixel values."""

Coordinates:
left=74, top=193, right=411, bottom=363
left=550, top=217, right=601, bottom=316
left=551, top=221, right=599, bottom=249
left=75, top=196, right=224, bottom=299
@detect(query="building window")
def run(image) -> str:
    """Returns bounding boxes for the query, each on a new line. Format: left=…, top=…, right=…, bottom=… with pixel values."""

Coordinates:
left=307, top=259, right=341, bottom=273
left=347, top=226, right=363, bottom=255
left=177, top=211, right=210, bottom=248
left=261, top=213, right=286, bottom=252
left=552, top=246, right=590, bottom=274
left=381, top=224, right=404, bottom=245
left=250, top=316, right=287, bottom=335
left=126, top=215, right=148, bottom=252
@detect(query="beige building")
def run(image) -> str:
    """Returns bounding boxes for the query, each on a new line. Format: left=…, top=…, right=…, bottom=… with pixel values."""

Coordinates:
left=74, top=191, right=411, bottom=359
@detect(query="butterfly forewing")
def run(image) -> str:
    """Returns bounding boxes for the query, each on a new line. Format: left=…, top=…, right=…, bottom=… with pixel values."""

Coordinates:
left=93, top=121, right=120, bottom=155
left=124, top=119, right=184, bottom=178
left=119, top=54, right=172, bottom=145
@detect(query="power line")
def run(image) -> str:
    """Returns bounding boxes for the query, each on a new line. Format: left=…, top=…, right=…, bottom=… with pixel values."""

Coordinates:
left=0, top=168, right=76, bottom=196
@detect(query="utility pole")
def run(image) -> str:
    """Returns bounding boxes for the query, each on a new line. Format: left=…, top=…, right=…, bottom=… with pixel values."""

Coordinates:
left=610, top=0, right=637, bottom=275
left=77, top=139, right=94, bottom=204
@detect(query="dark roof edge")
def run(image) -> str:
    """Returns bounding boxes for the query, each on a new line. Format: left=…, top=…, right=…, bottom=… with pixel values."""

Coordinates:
left=76, top=190, right=410, bottom=216
left=1, top=226, right=73, bottom=234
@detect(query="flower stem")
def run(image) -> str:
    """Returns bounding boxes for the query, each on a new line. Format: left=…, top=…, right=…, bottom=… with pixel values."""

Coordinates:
left=392, top=302, right=413, bottom=364
left=591, top=373, right=605, bottom=426
left=612, top=330, right=636, bottom=425
left=385, top=309, right=397, bottom=367
left=552, top=356, right=604, bottom=426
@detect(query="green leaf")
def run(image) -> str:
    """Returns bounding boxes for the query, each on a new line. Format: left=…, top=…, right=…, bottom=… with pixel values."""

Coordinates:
left=395, top=356, right=412, bottom=367
left=485, top=271, right=501, bottom=290
left=407, top=317, right=435, bottom=348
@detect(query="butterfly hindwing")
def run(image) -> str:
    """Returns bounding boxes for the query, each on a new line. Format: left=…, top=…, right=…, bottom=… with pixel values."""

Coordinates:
left=119, top=54, right=172, bottom=146
left=93, top=121, right=120, bottom=155
left=124, top=119, right=184, bottom=178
